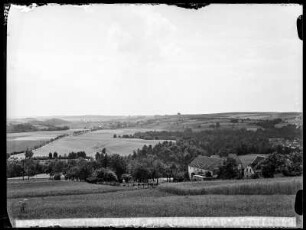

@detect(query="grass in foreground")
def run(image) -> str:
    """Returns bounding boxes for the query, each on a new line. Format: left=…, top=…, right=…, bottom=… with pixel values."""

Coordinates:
left=7, top=180, right=131, bottom=199
left=8, top=189, right=297, bottom=220
left=158, top=177, right=302, bottom=195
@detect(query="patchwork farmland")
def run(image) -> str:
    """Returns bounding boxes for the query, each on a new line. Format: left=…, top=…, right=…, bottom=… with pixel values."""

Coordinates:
left=9, top=128, right=172, bottom=158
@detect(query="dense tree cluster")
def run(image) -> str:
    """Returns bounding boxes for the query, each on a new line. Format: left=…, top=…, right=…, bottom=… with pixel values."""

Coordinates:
left=67, top=151, right=87, bottom=159
left=260, top=151, right=303, bottom=178
left=217, top=158, right=240, bottom=179
left=254, top=118, right=282, bottom=129
left=129, top=125, right=301, bottom=156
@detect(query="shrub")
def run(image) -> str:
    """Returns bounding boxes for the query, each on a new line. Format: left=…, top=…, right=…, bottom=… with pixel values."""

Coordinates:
left=282, top=152, right=303, bottom=176
left=121, top=174, right=132, bottom=183
left=173, top=172, right=185, bottom=182
left=53, top=173, right=61, bottom=180
left=94, top=168, right=118, bottom=182
left=86, top=176, right=98, bottom=184
left=261, top=163, right=275, bottom=178
left=250, top=173, right=259, bottom=179
left=282, top=168, right=302, bottom=177
left=132, top=164, right=150, bottom=182
left=205, top=171, right=212, bottom=178
left=218, top=158, right=239, bottom=179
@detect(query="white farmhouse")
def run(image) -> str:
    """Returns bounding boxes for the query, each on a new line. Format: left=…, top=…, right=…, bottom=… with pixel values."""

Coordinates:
left=188, top=155, right=224, bottom=180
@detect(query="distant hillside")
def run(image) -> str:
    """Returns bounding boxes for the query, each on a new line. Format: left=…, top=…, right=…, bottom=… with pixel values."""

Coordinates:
left=7, top=112, right=302, bottom=132
left=7, top=123, right=39, bottom=133
left=29, top=118, right=71, bottom=127
left=7, top=118, right=70, bottom=133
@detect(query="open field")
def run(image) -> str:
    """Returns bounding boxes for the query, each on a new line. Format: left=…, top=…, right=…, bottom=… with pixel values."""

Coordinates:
left=7, top=180, right=131, bottom=199
left=10, top=128, right=171, bottom=158
left=7, top=129, right=84, bottom=154
left=158, top=177, right=302, bottom=195
left=7, top=180, right=298, bottom=220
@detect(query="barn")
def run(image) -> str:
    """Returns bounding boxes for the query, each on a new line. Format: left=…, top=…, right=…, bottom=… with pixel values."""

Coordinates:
left=188, top=155, right=224, bottom=180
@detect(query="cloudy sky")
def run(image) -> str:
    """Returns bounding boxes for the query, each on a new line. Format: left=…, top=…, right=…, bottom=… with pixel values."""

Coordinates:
left=7, top=4, right=302, bottom=118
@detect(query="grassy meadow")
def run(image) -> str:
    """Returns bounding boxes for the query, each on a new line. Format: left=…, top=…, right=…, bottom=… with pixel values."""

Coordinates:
left=7, top=180, right=131, bottom=199
left=7, top=178, right=299, bottom=221
left=158, top=177, right=302, bottom=195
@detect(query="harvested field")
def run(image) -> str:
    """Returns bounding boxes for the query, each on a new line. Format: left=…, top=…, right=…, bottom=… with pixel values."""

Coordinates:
left=28, top=129, right=172, bottom=157
left=7, top=130, right=83, bottom=154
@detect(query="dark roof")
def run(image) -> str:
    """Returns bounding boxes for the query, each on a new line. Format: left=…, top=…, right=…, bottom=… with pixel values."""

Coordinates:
left=189, top=155, right=224, bottom=171
left=250, top=156, right=266, bottom=168
left=238, top=155, right=260, bottom=168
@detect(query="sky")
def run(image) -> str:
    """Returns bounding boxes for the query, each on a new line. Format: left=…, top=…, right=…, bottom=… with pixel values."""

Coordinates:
left=7, top=4, right=302, bottom=118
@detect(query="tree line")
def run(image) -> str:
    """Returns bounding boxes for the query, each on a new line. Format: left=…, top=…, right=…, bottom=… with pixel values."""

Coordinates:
left=125, top=124, right=301, bottom=156
left=7, top=145, right=302, bottom=182
left=7, top=122, right=302, bottom=182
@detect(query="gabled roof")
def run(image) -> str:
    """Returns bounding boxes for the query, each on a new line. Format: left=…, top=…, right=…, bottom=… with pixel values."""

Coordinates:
left=189, top=155, right=224, bottom=171
left=250, top=156, right=266, bottom=168
left=238, top=154, right=267, bottom=168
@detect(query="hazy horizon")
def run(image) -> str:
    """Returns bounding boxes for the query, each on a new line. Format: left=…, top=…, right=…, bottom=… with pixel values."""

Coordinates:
left=8, top=111, right=302, bottom=120
left=7, top=4, right=302, bottom=118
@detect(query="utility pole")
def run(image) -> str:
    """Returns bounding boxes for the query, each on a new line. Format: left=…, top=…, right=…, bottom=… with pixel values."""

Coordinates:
left=27, top=161, right=29, bottom=180
left=22, top=159, right=24, bottom=181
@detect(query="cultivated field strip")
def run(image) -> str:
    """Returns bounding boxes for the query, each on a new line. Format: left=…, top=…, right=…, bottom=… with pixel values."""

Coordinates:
left=158, top=177, right=303, bottom=195
left=31, top=129, right=170, bottom=157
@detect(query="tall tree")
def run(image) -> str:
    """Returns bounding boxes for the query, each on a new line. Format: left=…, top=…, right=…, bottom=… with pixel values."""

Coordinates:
left=109, top=154, right=127, bottom=181
left=25, top=149, right=34, bottom=180
left=95, top=152, right=101, bottom=161
left=218, top=158, right=238, bottom=179
left=104, top=153, right=108, bottom=168
left=25, top=149, right=34, bottom=159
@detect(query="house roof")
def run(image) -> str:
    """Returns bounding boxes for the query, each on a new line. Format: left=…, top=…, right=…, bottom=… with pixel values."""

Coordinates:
left=250, top=156, right=266, bottom=168
left=238, top=154, right=267, bottom=168
left=189, top=155, right=224, bottom=171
